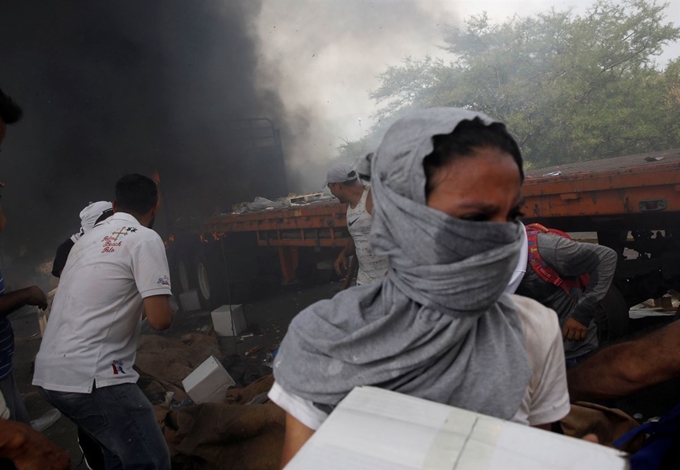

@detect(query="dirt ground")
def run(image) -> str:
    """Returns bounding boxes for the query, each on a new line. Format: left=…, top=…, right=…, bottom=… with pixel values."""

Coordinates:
left=7, top=278, right=680, bottom=469
left=11, top=280, right=341, bottom=469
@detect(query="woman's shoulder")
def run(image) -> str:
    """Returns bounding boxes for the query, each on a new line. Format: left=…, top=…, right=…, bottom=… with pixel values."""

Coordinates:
left=507, top=294, right=570, bottom=426
left=508, top=294, right=561, bottom=337
left=507, top=294, right=563, bottom=363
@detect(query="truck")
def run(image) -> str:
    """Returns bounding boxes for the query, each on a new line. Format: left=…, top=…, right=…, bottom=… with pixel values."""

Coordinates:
left=167, top=146, right=680, bottom=342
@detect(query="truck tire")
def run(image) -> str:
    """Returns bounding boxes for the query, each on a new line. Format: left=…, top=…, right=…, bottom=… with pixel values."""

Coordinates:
left=177, top=259, right=193, bottom=293
left=595, top=285, right=629, bottom=345
left=195, top=252, right=226, bottom=311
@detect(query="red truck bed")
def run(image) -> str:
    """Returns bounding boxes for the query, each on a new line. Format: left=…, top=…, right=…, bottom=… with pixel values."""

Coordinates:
left=199, top=148, right=680, bottom=240
left=522, top=148, right=680, bottom=230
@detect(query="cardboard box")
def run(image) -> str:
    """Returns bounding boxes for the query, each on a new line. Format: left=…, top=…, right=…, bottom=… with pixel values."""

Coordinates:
left=211, top=304, right=247, bottom=337
left=182, top=356, right=235, bottom=404
left=285, top=387, right=628, bottom=470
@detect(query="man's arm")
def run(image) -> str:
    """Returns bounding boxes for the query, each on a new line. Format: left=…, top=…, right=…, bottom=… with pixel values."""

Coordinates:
left=0, top=418, right=70, bottom=470
left=280, top=412, right=315, bottom=469
left=568, top=320, right=680, bottom=401
left=540, top=234, right=618, bottom=326
left=131, top=237, right=173, bottom=330
left=143, top=295, right=173, bottom=330
left=366, top=188, right=374, bottom=215
left=0, top=287, right=47, bottom=316
left=334, top=238, right=356, bottom=275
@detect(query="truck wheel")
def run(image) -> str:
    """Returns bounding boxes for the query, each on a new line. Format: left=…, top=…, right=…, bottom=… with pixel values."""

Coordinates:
left=595, top=285, right=629, bottom=345
left=177, top=259, right=193, bottom=293
left=195, top=253, right=225, bottom=311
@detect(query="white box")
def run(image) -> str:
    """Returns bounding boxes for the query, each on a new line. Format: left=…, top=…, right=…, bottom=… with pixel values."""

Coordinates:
left=182, top=356, right=235, bottom=404
left=285, top=387, right=628, bottom=470
left=211, top=304, right=247, bottom=337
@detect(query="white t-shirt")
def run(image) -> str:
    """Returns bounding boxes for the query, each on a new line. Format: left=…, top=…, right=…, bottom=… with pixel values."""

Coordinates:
left=33, top=212, right=172, bottom=393
left=269, top=294, right=570, bottom=429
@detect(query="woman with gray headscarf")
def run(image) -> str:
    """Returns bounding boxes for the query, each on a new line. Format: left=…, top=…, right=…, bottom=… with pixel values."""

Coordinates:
left=270, top=108, right=570, bottom=466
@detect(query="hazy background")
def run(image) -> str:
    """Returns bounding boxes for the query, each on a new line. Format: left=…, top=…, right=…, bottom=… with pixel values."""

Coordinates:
left=257, top=0, right=680, bottom=189
left=0, top=0, right=678, bottom=286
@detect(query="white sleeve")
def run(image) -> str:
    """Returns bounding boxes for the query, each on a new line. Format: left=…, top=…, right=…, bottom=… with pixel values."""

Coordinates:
left=268, top=381, right=328, bottom=430
left=131, top=236, right=172, bottom=298
left=526, top=317, right=571, bottom=426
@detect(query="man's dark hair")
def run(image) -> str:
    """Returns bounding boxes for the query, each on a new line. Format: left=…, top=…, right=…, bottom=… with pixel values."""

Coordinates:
left=115, top=174, right=158, bottom=215
left=423, top=117, right=523, bottom=197
left=0, top=88, right=23, bottom=124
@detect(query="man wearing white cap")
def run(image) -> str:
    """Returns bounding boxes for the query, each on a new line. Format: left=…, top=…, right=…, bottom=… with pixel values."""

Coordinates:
left=325, top=162, right=388, bottom=285
left=51, top=201, right=113, bottom=277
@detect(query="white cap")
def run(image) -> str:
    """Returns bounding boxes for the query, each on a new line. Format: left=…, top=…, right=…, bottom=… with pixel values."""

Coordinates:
left=324, top=162, right=357, bottom=187
left=71, top=201, right=113, bottom=243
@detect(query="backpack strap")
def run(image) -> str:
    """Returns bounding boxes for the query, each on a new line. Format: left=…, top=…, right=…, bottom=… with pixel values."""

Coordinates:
left=526, top=228, right=580, bottom=298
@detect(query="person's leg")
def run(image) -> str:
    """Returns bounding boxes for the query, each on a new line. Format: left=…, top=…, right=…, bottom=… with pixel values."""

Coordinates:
left=94, top=384, right=170, bottom=469
left=38, top=384, right=169, bottom=469
left=38, top=386, right=116, bottom=468
left=0, top=372, right=30, bottom=424
left=77, top=426, right=107, bottom=470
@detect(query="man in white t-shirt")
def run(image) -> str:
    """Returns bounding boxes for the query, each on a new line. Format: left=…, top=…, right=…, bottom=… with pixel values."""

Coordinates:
left=51, top=200, right=114, bottom=277
left=325, top=162, right=389, bottom=285
left=33, top=174, right=174, bottom=469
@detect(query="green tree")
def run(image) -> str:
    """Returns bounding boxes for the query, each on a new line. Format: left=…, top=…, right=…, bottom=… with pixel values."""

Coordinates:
left=349, top=0, right=680, bottom=167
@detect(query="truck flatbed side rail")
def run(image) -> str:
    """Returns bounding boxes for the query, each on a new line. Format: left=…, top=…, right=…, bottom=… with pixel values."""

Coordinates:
left=523, top=149, right=680, bottom=227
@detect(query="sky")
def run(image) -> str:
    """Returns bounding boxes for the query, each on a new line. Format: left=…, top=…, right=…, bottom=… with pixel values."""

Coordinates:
left=256, top=0, right=680, bottom=189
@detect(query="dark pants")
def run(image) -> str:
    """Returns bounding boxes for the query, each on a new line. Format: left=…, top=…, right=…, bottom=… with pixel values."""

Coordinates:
left=38, top=383, right=170, bottom=470
left=78, top=427, right=106, bottom=470
left=0, top=372, right=30, bottom=424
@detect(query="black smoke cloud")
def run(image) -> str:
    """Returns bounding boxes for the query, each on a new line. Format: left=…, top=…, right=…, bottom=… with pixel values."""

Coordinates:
left=0, top=1, right=287, bottom=272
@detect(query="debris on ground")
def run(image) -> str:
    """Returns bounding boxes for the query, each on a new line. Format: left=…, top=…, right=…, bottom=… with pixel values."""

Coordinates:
left=134, top=332, right=282, bottom=469
left=156, top=375, right=282, bottom=470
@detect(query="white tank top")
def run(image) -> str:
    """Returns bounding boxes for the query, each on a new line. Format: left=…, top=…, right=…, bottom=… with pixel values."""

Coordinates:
left=347, top=189, right=389, bottom=285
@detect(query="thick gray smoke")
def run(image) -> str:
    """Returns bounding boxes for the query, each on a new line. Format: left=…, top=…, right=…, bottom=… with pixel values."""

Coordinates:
left=0, top=0, right=458, bottom=287
left=0, top=1, right=286, bottom=283
left=256, top=0, right=459, bottom=192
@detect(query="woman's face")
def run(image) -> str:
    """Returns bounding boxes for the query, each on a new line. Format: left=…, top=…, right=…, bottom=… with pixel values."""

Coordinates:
left=426, top=146, right=523, bottom=223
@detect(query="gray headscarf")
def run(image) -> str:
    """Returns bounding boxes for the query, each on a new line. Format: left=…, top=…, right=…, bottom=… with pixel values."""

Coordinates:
left=274, top=108, right=531, bottom=420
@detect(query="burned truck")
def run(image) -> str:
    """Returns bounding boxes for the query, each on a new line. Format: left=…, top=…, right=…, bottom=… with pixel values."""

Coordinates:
left=168, top=142, right=680, bottom=340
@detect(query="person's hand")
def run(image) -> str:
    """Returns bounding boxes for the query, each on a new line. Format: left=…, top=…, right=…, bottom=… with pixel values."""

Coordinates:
left=334, top=251, right=348, bottom=275
left=563, top=317, right=588, bottom=341
left=25, top=287, right=47, bottom=310
left=0, top=418, right=70, bottom=470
